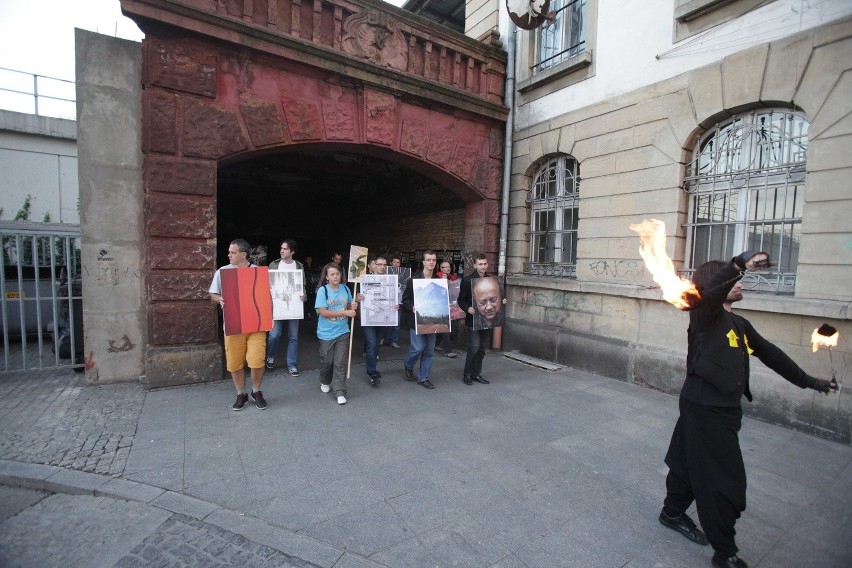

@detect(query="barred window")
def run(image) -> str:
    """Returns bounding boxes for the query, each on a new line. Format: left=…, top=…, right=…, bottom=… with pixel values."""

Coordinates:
left=684, top=110, right=808, bottom=293
left=526, top=156, right=580, bottom=278
left=534, top=0, right=586, bottom=74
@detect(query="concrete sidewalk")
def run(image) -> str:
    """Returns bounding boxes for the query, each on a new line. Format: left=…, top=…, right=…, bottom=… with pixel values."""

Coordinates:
left=1, top=346, right=850, bottom=567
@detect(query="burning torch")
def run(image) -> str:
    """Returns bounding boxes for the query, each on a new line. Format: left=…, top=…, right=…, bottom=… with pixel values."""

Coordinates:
left=812, top=324, right=841, bottom=394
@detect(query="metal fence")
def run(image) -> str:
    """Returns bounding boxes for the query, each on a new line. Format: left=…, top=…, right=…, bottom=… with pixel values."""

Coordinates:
left=0, top=66, right=76, bottom=120
left=0, top=221, right=83, bottom=372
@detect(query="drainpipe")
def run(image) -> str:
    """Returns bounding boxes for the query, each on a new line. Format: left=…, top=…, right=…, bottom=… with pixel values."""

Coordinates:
left=493, top=21, right=516, bottom=351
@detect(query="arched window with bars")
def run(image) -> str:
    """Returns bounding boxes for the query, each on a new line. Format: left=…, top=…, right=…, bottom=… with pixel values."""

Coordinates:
left=683, top=109, right=809, bottom=293
left=525, top=155, right=580, bottom=278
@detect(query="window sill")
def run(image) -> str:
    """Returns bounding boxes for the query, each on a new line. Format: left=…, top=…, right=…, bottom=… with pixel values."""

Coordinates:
left=674, top=0, right=737, bottom=22
left=518, top=50, right=593, bottom=94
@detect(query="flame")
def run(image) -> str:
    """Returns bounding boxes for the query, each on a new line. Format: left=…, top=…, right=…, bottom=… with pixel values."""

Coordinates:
left=811, top=329, right=839, bottom=352
left=629, top=219, right=701, bottom=310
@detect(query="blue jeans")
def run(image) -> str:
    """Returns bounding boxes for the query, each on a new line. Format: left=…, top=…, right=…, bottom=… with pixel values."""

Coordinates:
left=384, top=326, right=400, bottom=344
left=463, top=326, right=492, bottom=378
left=363, top=326, right=385, bottom=377
left=267, top=319, right=300, bottom=368
left=405, top=330, right=436, bottom=382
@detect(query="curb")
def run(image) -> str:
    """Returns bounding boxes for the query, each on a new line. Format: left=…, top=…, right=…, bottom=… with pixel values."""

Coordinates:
left=0, top=459, right=376, bottom=568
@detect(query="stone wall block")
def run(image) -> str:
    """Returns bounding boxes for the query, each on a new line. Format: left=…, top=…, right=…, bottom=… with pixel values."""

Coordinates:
left=183, top=98, right=249, bottom=158
left=545, top=308, right=593, bottom=333
left=144, top=38, right=217, bottom=97
left=364, top=90, right=398, bottom=146
left=591, top=313, right=639, bottom=342
left=471, top=159, right=502, bottom=199
left=148, top=239, right=216, bottom=271
left=595, top=129, right=634, bottom=155
left=796, top=264, right=852, bottom=301
left=616, top=146, right=675, bottom=173
left=239, top=97, right=286, bottom=146
left=150, top=302, right=217, bottom=344
left=634, top=120, right=681, bottom=161
left=451, top=141, right=480, bottom=181
left=557, top=124, right=576, bottom=155
left=809, top=72, right=852, bottom=139
left=146, top=344, right=222, bottom=388
left=524, top=288, right=564, bottom=309
left=661, top=90, right=697, bottom=147
left=322, top=101, right=357, bottom=141
left=142, top=90, right=177, bottom=155
left=540, top=128, right=561, bottom=155
left=145, top=156, right=216, bottom=196
left=489, top=126, right=503, bottom=158
left=721, top=43, right=769, bottom=112
left=795, top=37, right=852, bottom=118
left=426, top=126, right=459, bottom=170
left=761, top=33, right=813, bottom=104
left=281, top=96, right=323, bottom=141
left=806, top=135, right=852, bottom=172
left=149, top=272, right=212, bottom=302
left=689, top=64, right=725, bottom=128
left=400, top=118, right=429, bottom=156
left=147, top=194, right=215, bottom=238
left=802, top=169, right=852, bottom=202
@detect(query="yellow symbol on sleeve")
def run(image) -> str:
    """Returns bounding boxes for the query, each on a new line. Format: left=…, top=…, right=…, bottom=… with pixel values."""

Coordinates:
left=727, top=329, right=739, bottom=348
left=743, top=334, right=754, bottom=355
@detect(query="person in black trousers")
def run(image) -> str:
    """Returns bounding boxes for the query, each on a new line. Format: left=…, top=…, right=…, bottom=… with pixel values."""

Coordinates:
left=457, top=253, right=507, bottom=385
left=659, top=250, right=835, bottom=568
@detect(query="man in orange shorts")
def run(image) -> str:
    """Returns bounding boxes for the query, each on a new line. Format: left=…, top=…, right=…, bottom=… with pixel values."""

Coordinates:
left=209, top=239, right=268, bottom=410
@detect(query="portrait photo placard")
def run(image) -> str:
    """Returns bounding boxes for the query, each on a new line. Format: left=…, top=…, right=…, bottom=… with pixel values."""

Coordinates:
left=269, top=269, right=304, bottom=320
left=471, top=276, right=505, bottom=330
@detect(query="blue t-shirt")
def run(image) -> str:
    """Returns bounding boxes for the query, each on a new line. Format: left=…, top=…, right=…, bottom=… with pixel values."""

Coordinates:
left=315, top=284, right=353, bottom=340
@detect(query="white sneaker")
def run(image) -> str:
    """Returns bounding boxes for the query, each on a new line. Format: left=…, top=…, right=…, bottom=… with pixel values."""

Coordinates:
left=320, top=383, right=331, bottom=393
left=337, top=395, right=347, bottom=405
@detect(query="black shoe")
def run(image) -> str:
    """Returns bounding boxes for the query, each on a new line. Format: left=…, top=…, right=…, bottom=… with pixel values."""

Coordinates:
left=370, top=376, right=381, bottom=387
left=232, top=393, right=249, bottom=411
left=404, top=367, right=417, bottom=381
left=473, top=375, right=490, bottom=384
left=419, top=380, right=435, bottom=389
left=265, top=358, right=275, bottom=370
left=463, top=375, right=473, bottom=385
left=659, top=509, right=708, bottom=546
left=711, top=554, right=748, bottom=568
left=250, top=390, right=268, bottom=410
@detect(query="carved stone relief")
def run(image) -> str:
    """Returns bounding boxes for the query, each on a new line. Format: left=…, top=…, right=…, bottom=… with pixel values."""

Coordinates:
left=342, top=11, right=408, bottom=71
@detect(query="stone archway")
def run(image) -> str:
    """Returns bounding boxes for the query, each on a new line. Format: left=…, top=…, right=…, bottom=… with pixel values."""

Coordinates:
left=117, top=0, right=507, bottom=387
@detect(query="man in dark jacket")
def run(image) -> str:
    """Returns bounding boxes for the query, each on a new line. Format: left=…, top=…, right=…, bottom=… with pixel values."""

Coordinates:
left=458, top=253, right=507, bottom=386
left=659, top=251, right=835, bottom=568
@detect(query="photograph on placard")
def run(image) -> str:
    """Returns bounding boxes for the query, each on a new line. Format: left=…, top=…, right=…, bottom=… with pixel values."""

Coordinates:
left=447, top=278, right=465, bottom=320
left=412, top=278, right=450, bottom=334
left=387, top=266, right=411, bottom=303
left=270, top=269, right=304, bottom=320
left=220, top=266, right=273, bottom=336
left=348, top=245, right=369, bottom=283
left=360, top=274, right=399, bottom=326
left=472, top=276, right=505, bottom=330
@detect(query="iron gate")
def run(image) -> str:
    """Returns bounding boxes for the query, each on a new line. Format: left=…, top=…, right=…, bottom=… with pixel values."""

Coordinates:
left=0, top=221, right=82, bottom=372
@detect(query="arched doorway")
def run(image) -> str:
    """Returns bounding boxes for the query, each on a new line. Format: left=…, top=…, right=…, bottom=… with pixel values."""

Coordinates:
left=116, top=0, right=507, bottom=386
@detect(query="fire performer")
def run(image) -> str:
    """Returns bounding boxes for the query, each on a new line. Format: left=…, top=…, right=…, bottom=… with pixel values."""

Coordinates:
left=659, top=251, right=835, bottom=568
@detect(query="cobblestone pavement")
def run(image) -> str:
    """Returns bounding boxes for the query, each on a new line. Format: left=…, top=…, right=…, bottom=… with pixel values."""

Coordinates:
left=0, top=368, right=144, bottom=475
left=0, top=487, right=320, bottom=568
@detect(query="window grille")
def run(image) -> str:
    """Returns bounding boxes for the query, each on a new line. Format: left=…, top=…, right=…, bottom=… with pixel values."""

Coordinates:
left=533, top=0, right=587, bottom=74
left=683, top=110, right=808, bottom=293
left=525, top=156, right=580, bottom=278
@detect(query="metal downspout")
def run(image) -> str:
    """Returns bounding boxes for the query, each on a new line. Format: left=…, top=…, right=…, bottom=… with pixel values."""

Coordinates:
left=497, top=21, right=516, bottom=276
left=494, top=21, right=516, bottom=351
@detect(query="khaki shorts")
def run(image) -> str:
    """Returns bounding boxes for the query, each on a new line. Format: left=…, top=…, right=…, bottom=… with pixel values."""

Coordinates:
left=224, top=331, right=266, bottom=372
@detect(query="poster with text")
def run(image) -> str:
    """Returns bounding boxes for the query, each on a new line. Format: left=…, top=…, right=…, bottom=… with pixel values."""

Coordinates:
left=270, top=269, right=304, bottom=320
left=360, top=274, right=398, bottom=327
left=412, top=278, right=450, bottom=335
left=348, top=245, right=368, bottom=283
left=471, top=276, right=505, bottom=330
left=220, top=267, right=273, bottom=336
